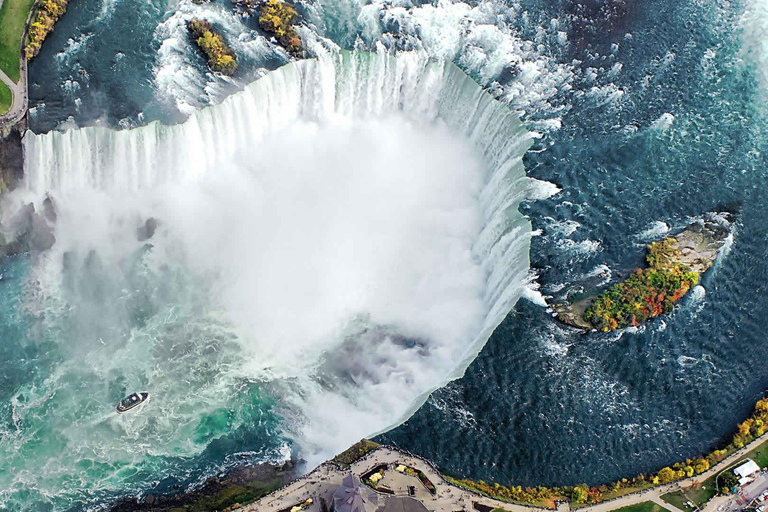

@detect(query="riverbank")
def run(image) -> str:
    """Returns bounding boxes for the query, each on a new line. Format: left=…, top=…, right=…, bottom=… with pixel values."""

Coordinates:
left=228, top=434, right=768, bottom=512
left=453, top=395, right=767, bottom=508
left=110, top=460, right=300, bottom=512
left=0, top=0, right=38, bottom=193
left=109, top=392, right=768, bottom=512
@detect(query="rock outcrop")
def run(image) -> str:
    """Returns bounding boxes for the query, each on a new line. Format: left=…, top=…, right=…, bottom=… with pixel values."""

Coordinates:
left=0, top=122, right=25, bottom=194
left=110, top=459, right=300, bottom=512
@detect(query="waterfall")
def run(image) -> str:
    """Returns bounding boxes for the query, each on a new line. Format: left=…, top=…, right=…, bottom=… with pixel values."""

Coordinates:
left=5, top=49, right=546, bottom=507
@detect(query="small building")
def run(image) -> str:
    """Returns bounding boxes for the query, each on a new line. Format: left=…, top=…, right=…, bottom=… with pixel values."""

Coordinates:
left=735, top=460, right=760, bottom=480
left=332, top=475, right=378, bottom=512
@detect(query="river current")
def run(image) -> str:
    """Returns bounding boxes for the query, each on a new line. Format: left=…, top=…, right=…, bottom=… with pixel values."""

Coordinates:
left=1, top=0, right=768, bottom=509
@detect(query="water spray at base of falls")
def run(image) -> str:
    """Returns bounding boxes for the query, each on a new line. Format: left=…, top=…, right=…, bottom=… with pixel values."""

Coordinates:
left=0, top=49, right=552, bottom=509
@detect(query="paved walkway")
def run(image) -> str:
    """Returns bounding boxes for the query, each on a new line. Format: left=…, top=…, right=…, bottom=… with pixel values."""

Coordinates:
left=579, top=432, right=768, bottom=512
left=0, top=0, right=33, bottom=127
left=652, top=495, right=684, bottom=512
left=239, top=431, right=768, bottom=512
left=0, top=67, right=26, bottom=125
left=242, top=447, right=551, bottom=512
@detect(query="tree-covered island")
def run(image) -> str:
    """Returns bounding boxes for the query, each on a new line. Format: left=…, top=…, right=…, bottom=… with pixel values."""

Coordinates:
left=555, top=213, right=733, bottom=332
left=257, top=0, right=302, bottom=55
left=232, top=0, right=303, bottom=55
left=187, top=18, right=238, bottom=75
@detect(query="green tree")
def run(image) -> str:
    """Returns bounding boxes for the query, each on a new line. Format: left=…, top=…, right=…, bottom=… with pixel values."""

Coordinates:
left=720, top=471, right=739, bottom=492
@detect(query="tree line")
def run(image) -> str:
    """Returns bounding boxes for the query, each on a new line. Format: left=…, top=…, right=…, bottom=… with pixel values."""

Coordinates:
left=451, top=395, right=768, bottom=506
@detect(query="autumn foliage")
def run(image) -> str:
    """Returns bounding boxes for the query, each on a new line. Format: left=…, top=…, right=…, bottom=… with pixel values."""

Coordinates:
left=731, top=397, right=768, bottom=449
left=258, top=0, right=302, bottom=54
left=584, top=238, right=699, bottom=331
left=25, top=0, right=70, bottom=60
left=188, top=18, right=238, bottom=75
left=452, top=395, right=768, bottom=506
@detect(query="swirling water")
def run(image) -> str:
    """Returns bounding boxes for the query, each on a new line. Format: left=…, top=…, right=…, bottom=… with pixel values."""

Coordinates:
left=3, top=0, right=768, bottom=508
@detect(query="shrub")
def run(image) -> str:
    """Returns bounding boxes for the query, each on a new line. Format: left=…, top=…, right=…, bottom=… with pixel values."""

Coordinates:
left=331, top=439, right=380, bottom=467
left=188, top=18, right=238, bottom=75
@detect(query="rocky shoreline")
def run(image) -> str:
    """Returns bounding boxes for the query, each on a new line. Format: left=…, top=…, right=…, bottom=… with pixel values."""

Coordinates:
left=110, top=459, right=300, bottom=512
left=554, top=212, right=733, bottom=332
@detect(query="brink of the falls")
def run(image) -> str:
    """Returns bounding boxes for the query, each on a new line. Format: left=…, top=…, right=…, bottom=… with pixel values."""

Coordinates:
left=2, top=50, right=548, bottom=509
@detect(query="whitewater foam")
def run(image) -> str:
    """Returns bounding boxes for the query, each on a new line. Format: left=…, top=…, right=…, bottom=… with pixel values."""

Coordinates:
left=740, top=0, right=768, bottom=96
left=5, top=50, right=539, bottom=507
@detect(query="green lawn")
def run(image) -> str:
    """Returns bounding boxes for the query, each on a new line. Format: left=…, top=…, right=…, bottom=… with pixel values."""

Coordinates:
left=0, top=80, right=11, bottom=113
left=743, top=438, right=768, bottom=469
left=661, top=491, right=693, bottom=511
left=610, top=501, right=670, bottom=512
left=662, top=477, right=718, bottom=511
left=0, top=0, right=37, bottom=81
left=686, top=475, right=719, bottom=506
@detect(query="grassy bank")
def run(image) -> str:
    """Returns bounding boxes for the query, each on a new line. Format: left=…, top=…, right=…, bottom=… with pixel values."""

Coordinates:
left=0, top=0, right=36, bottom=81
left=613, top=502, right=670, bottom=512
left=0, top=81, right=11, bottom=113
left=743, top=437, right=768, bottom=469
left=661, top=477, right=718, bottom=512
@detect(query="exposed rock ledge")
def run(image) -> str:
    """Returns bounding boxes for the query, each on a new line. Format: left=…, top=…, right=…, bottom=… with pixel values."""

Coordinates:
left=554, top=212, right=733, bottom=332
left=0, top=121, right=25, bottom=194
left=111, top=459, right=300, bottom=512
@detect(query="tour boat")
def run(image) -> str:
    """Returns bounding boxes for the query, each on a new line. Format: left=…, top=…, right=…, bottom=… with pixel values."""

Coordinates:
left=116, top=392, right=150, bottom=413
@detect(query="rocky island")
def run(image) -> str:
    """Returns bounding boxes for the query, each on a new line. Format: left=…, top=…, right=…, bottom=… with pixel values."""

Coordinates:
left=188, top=18, right=238, bottom=75
left=231, top=0, right=303, bottom=55
left=256, top=0, right=303, bottom=55
left=555, top=213, right=733, bottom=332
